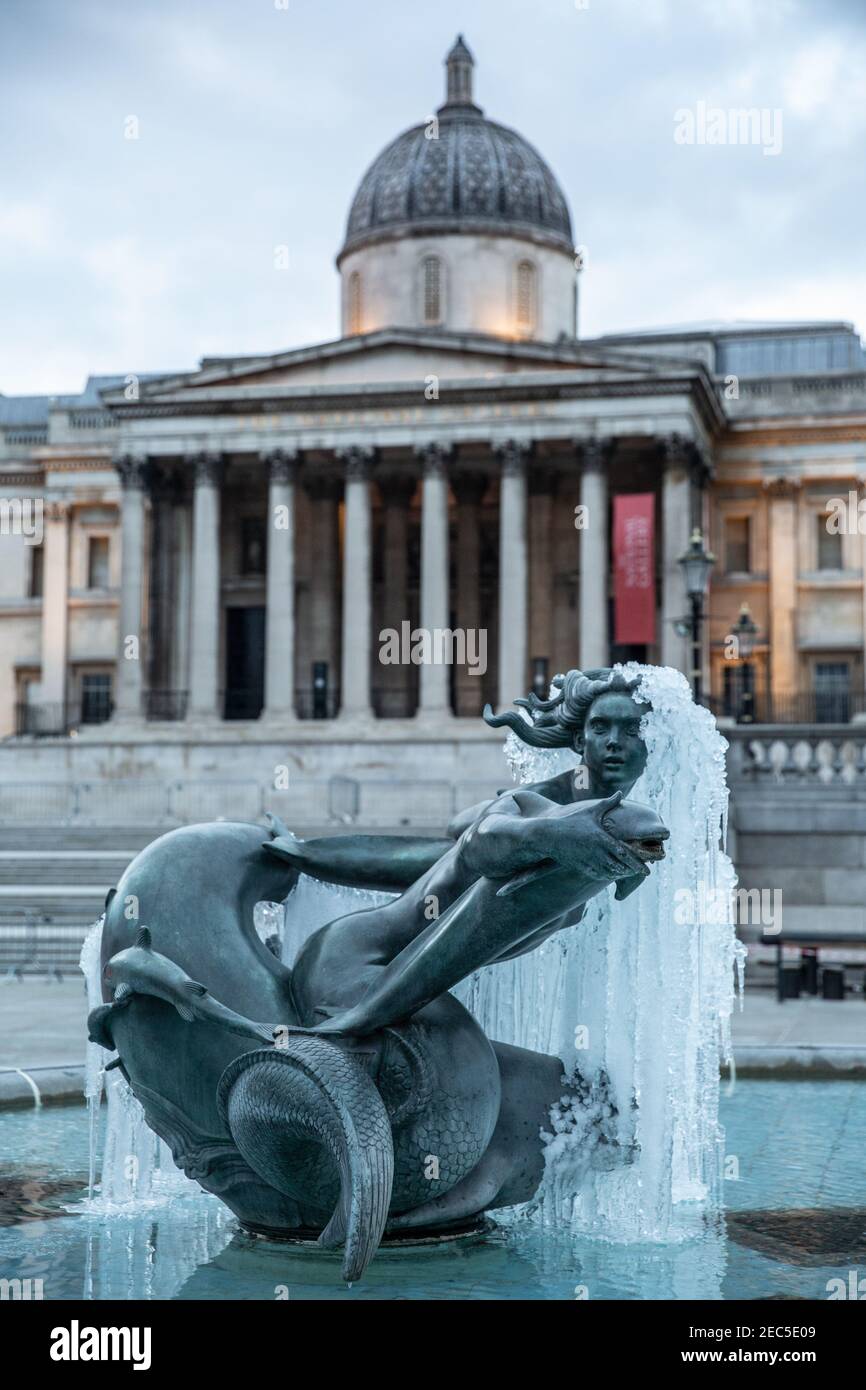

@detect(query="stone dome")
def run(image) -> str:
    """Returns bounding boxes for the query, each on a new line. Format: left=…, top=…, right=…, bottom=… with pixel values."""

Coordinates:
left=338, top=36, right=574, bottom=262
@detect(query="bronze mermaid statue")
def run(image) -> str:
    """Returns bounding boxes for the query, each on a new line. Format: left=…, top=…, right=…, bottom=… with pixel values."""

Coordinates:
left=90, top=669, right=666, bottom=1281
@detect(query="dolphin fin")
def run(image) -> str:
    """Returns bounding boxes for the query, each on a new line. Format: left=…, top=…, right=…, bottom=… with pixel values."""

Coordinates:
left=104, top=1056, right=124, bottom=1073
left=104, top=886, right=117, bottom=912
left=265, top=811, right=290, bottom=839
left=510, top=789, right=555, bottom=816
left=496, top=860, right=557, bottom=898
left=184, top=980, right=208, bottom=997
left=615, top=872, right=646, bottom=902
left=591, top=790, right=623, bottom=824
left=87, top=1003, right=118, bottom=1049
left=173, top=1001, right=196, bottom=1022
left=134, top=925, right=152, bottom=949
left=114, top=983, right=133, bottom=1003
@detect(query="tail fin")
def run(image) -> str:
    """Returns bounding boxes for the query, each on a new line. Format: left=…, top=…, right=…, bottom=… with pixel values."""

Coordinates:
left=217, top=1038, right=393, bottom=1283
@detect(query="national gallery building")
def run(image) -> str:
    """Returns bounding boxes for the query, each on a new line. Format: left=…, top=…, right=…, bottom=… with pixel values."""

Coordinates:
left=2, top=38, right=866, bottom=803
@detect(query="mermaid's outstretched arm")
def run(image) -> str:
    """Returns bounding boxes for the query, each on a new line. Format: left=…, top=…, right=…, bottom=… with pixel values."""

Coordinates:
left=311, top=796, right=644, bottom=1038
left=264, top=833, right=451, bottom=893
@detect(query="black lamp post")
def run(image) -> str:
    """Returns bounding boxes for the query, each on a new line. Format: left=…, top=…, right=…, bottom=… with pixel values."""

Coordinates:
left=732, top=602, right=758, bottom=722
left=678, top=528, right=715, bottom=703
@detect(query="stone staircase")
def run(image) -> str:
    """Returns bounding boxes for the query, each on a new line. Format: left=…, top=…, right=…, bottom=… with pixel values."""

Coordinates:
left=0, top=829, right=161, bottom=975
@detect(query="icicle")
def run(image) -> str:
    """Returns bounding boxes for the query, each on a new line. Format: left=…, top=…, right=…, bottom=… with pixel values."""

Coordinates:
left=79, top=918, right=109, bottom=1203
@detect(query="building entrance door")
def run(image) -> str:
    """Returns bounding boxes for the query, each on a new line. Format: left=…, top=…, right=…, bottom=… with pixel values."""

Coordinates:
left=224, top=606, right=265, bottom=719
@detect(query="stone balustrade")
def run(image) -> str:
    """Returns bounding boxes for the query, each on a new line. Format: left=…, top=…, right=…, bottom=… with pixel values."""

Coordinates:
left=727, top=724, right=866, bottom=788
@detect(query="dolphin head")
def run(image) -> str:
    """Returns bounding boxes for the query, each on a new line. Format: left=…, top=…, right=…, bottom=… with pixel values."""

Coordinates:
left=603, top=800, right=670, bottom=867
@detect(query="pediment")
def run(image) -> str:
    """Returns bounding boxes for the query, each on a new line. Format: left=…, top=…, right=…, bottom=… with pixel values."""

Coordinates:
left=106, top=329, right=672, bottom=405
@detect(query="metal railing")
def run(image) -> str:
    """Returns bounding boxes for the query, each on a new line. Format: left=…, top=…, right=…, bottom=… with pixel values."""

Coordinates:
left=707, top=690, right=866, bottom=725
left=0, top=922, right=86, bottom=976
left=294, top=688, right=340, bottom=720
left=15, top=698, right=113, bottom=737
left=145, top=688, right=189, bottom=721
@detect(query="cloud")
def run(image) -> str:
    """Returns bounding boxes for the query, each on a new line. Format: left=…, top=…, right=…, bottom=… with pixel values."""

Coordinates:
left=0, top=201, right=55, bottom=254
left=0, top=0, right=862, bottom=392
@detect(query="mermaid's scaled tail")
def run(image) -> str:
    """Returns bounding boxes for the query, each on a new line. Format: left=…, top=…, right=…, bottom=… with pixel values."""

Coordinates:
left=217, top=1037, right=394, bottom=1283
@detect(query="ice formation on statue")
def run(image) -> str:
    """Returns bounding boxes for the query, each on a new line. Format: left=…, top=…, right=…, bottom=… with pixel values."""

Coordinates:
left=456, top=664, right=744, bottom=1241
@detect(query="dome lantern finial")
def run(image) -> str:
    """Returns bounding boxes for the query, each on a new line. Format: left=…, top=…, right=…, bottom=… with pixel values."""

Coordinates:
left=442, top=34, right=479, bottom=114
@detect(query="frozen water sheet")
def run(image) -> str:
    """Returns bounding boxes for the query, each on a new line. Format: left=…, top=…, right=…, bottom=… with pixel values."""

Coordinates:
left=458, top=664, right=741, bottom=1242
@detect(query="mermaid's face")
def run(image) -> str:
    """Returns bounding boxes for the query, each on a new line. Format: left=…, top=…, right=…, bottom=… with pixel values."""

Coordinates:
left=577, top=692, right=649, bottom=796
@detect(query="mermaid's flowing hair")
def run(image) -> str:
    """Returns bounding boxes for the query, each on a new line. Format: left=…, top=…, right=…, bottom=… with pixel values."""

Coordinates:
left=482, top=667, right=642, bottom=748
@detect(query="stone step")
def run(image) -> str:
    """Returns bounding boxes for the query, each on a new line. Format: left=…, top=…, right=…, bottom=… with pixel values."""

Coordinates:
left=0, top=896, right=105, bottom=923
left=0, top=827, right=161, bottom=852
left=0, top=853, right=133, bottom=886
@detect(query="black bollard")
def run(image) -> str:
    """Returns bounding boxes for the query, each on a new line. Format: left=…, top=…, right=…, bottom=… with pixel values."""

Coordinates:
left=822, top=966, right=845, bottom=1001
left=800, top=948, right=819, bottom=995
left=780, top=965, right=801, bottom=1000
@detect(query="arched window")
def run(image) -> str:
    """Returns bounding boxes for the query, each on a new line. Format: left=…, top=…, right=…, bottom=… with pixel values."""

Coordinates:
left=422, top=255, right=442, bottom=324
left=515, top=259, right=537, bottom=336
left=347, top=271, right=362, bottom=335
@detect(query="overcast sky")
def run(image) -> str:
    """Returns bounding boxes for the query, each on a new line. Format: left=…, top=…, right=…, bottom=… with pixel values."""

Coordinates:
left=2, top=0, right=864, bottom=395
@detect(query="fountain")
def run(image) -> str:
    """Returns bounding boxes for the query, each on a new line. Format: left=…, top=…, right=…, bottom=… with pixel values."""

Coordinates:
left=82, top=664, right=740, bottom=1283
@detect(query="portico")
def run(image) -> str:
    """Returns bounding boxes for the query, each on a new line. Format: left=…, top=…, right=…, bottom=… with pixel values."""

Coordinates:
left=102, top=332, right=721, bottom=731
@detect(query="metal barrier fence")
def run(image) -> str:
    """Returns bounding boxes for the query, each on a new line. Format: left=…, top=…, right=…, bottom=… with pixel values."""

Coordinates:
left=0, top=776, right=495, bottom=827
left=0, top=924, right=87, bottom=977
left=15, top=698, right=113, bottom=736
left=706, top=690, right=866, bottom=725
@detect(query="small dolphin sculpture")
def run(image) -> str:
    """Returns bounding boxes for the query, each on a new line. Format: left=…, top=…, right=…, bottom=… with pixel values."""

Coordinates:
left=495, top=791, right=669, bottom=897
left=95, top=926, right=275, bottom=1048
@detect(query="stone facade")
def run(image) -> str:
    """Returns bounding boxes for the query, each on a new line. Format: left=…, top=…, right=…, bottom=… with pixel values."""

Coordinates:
left=2, top=41, right=866, bottom=772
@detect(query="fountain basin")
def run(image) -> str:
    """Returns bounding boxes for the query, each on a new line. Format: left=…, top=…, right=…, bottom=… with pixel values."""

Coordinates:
left=1, top=1079, right=863, bottom=1301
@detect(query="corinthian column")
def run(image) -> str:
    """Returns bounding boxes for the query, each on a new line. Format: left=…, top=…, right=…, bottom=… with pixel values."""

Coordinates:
left=338, top=446, right=375, bottom=719
left=262, top=449, right=298, bottom=720
left=766, top=476, right=799, bottom=701
left=578, top=439, right=609, bottom=671
left=660, top=434, right=694, bottom=674
left=415, top=442, right=453, bottom=716
left=112, top=455, right=149, bottom=721
left=496, top=439, right=529, bottom=709
left=453, top=469, right=487, bottom=717
left=188, top=452, right=224, bottom=720
left=39, top=499, right=71, bottom=717
left=377, top=467, right=416, bottom=717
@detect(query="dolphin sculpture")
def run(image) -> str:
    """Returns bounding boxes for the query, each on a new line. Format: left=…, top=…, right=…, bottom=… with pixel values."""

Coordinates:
left=92, top=926, right=275, bottom=1048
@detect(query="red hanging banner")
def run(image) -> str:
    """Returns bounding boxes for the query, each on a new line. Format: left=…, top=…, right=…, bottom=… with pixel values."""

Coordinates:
left=613, top=493, right=656, bottom=645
